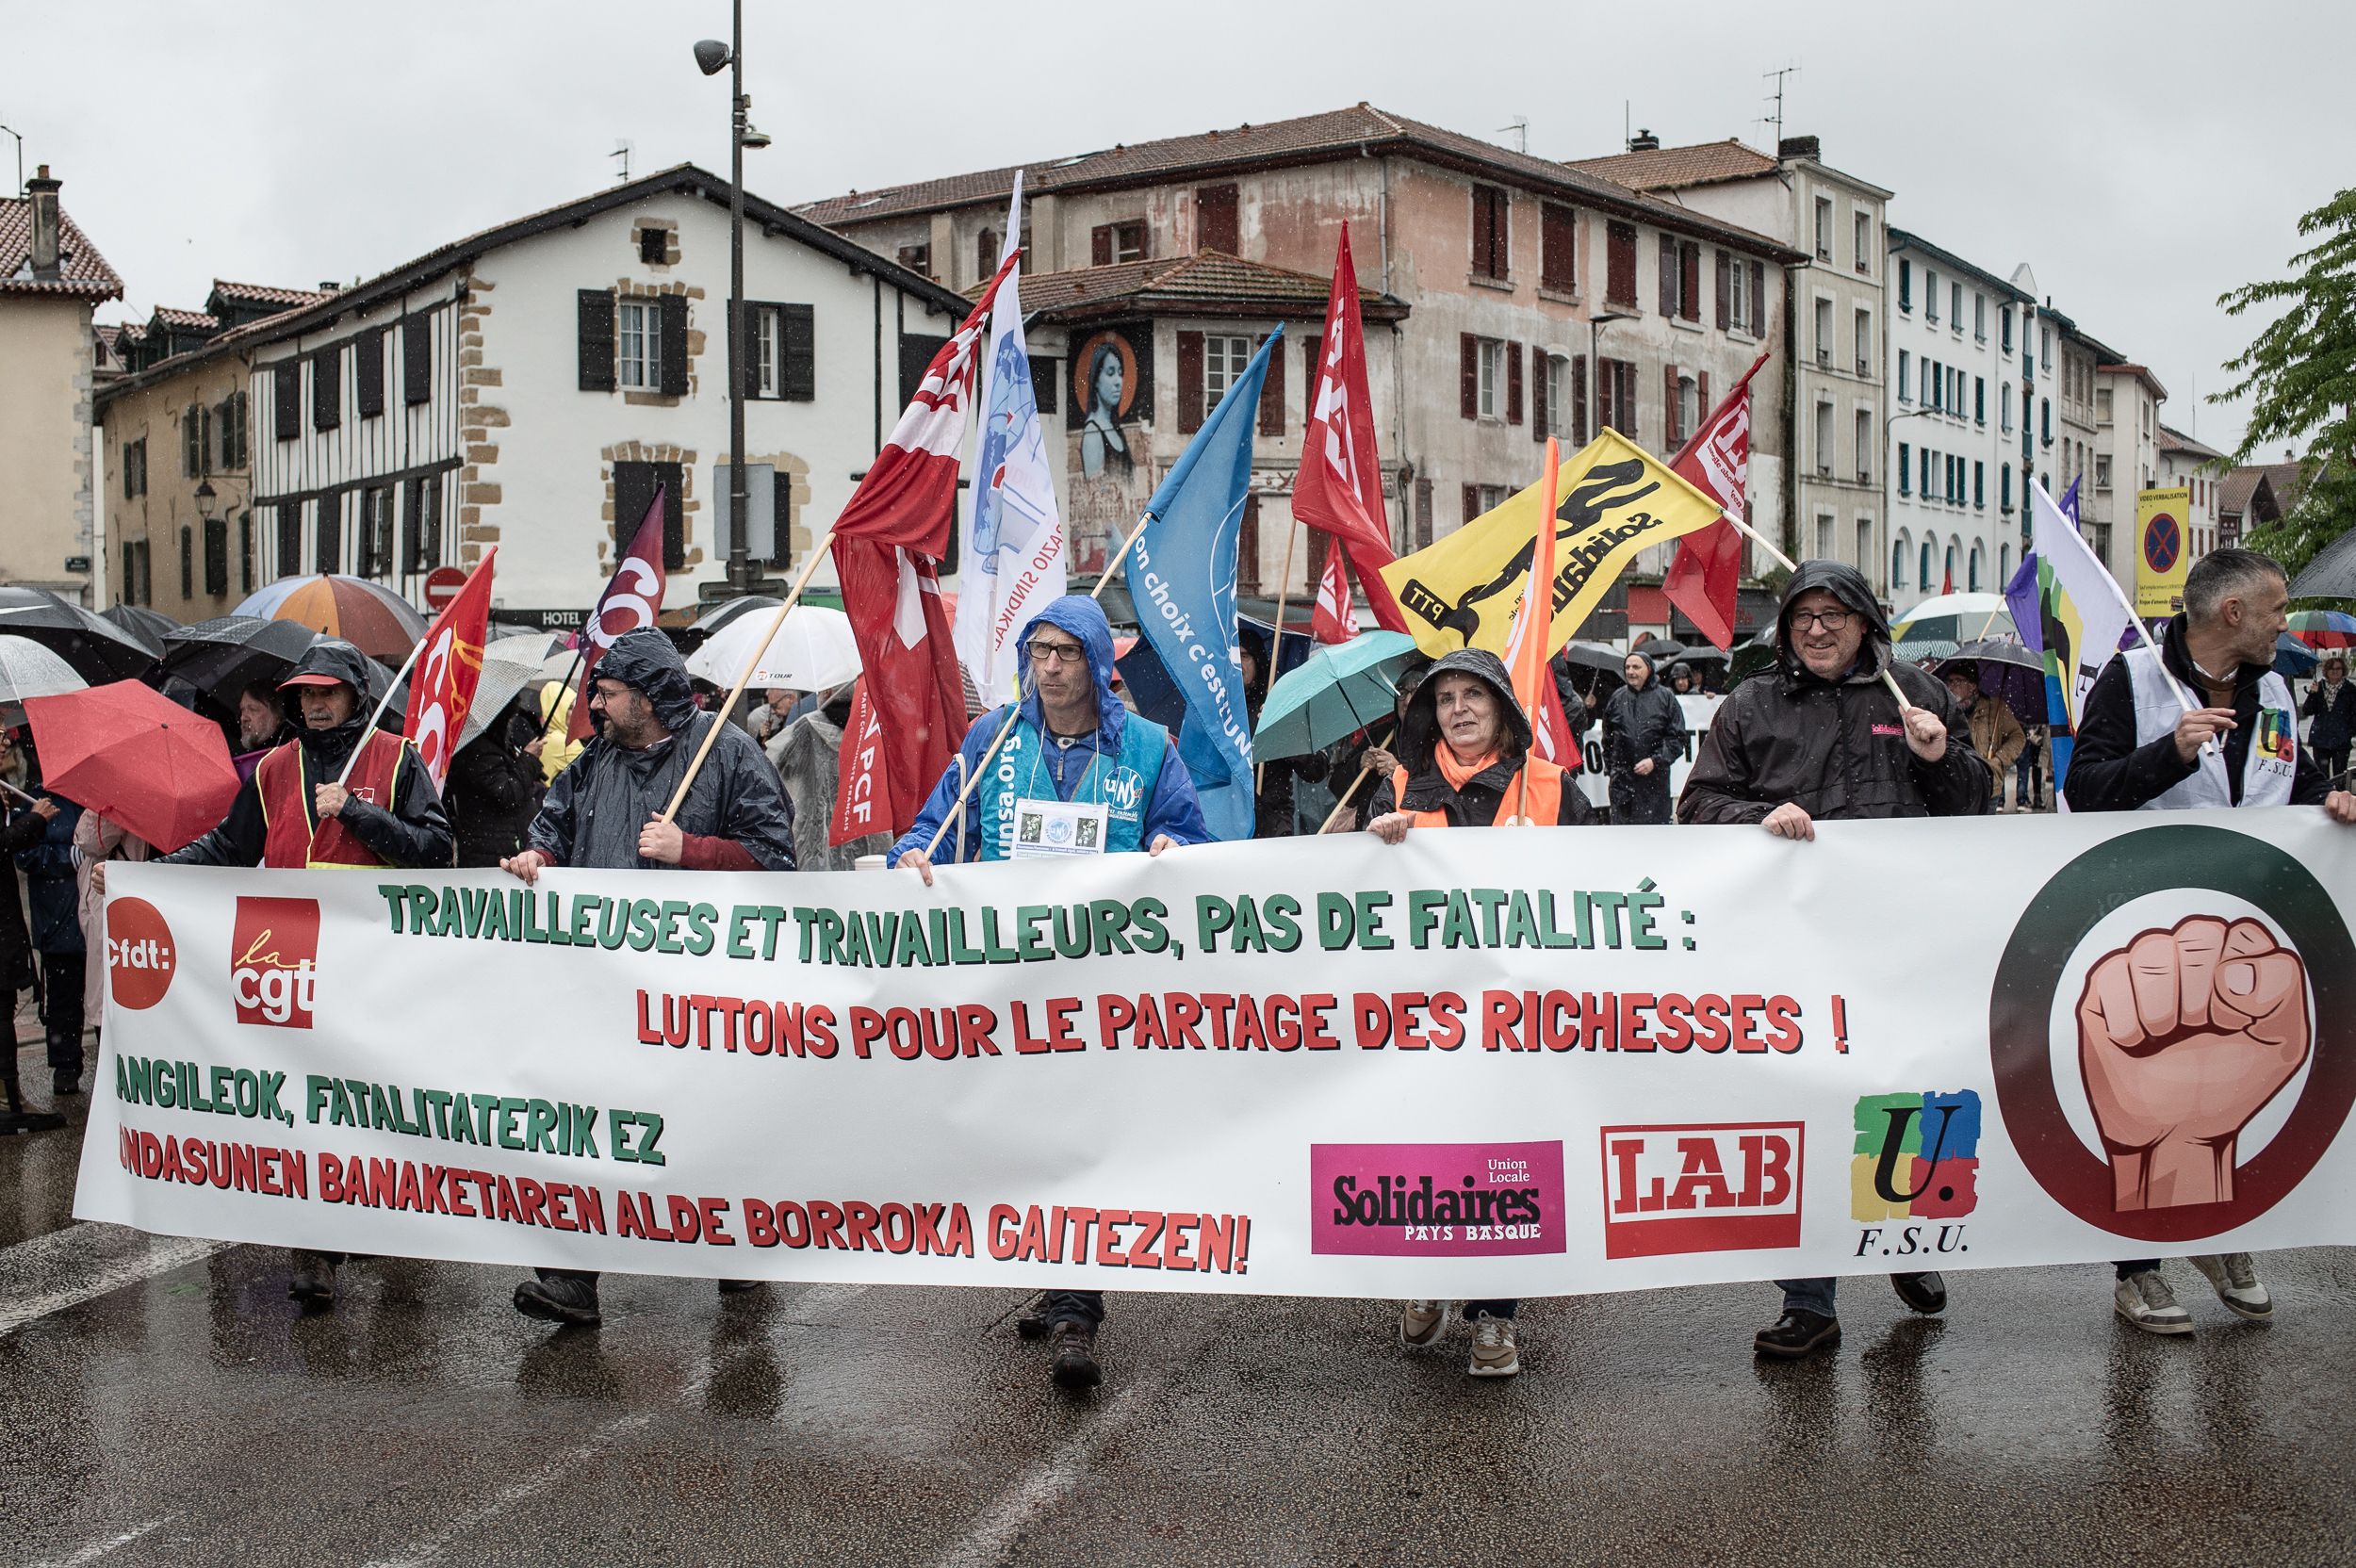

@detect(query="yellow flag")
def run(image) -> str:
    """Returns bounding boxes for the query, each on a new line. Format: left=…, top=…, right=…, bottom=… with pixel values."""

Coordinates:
left=1379, top=429, right=1726, bottom=659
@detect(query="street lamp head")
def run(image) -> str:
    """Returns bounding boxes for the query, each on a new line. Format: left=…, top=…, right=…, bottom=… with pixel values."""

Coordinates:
left=192, top=478, right=217, bottom=521
left=692, top=38, right=731, bottom=74
left=741, top=123, right=772, bottom=150
left=1593, top=310, right=1637, bottom=326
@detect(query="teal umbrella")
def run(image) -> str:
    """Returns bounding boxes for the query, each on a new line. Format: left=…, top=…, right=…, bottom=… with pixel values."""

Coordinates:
left=1253, top=630, right=1418, bottom=761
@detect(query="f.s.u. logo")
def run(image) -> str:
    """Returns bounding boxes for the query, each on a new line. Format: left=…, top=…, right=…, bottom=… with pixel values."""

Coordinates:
left=1850, top=1090, right=1981, bottom=1221
left=2255, top=709, right=2295, bottom=765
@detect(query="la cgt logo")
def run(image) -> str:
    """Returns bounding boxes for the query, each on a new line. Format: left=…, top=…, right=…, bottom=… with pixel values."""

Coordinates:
left=106, top=897, right=176, bottom=1010
left=231, top=896, right=320, bottom=1029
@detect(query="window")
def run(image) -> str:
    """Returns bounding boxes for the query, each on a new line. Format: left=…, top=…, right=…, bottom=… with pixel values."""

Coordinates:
left=1898, top=258, right=1912, bottom=313
left=1925, top=270, right=1939, bottom=322
left=2096, top=386, right=2113, bottom=424
left=1974, top=461, right=1985, bottom=510
left=1926, top=359, right=1941, bottom=412
left=2002, top=306, right=2014, bottom=353
left=216, top=390, right=248, bottom=470
left=1973, top=293, right=1986, bottom=341
left=402, top=475, right=442, bottom=573
left=1898, top=441, right=1911, bottom=495
left=2002, top=464, right=2013, bottom=513
left=1544, top=354, right=1569, bottom=437
left=2040, top=398, right=2052, bottom=446
left=1815, top=400, right=1834, bottom=474
left=1814, top=297, right=1832, bottom=365
left=1472, top=337, right=1506, bottom=420
left=1857, top=520, right=1873, bottom=573
left=746, top=302, right=814, bottom=400
left=311, top=344, right=340, bottom=431
left=273, top=359, right=301, bottom=437
left=2040, top=327, right=2053, bottom=368
left=974, top=229, right=999, bottom=283
left=1596, top=357, right=1638, bottom=439
left=354, top=326, right=385, bottom=418
left=1540, top=204, right=1576, bottom=291
left=1816, top=514, right=1835, bottom=559
left=2096, top=453, right=2112, bottom=490
left=315, top=493, right=341, bottom=574
left=1727, top=256, right=1762, bottom=333
left=1205, top=333, right=1254, bottom=414
left=1813, top=197, right=1832, bottom=260
left=1853, top=210, right=1871, bottom=273
left=896, top=241, right=933, bottom=278
left=182, top=402, right=207, bottom=478
left=1671, top=373, right=1698, bottom=445
left=617, top=300, right=660, bottom=389
left=403, top=314, right=433, bottom=405
left=1974, top=376, right=1986, bottom=425
left=121, top=437, right=145, bottom=498
left=639, top=226, right=668, bottom=264
left=1854, top=307, right=1871, bottom=375
left=356, top=485, right=395, bottom=579
left=1969, top=542, right=1984, bottom=592
left=1892, top=532, right=1908, bottom=590
left=274, top=502, right=300, bottom=578
left=1470, top=184, right=1510, bottom=281
left=1950, top=281, right=1962, bottom=330
left=2002, top=384, right=2014, bottom=432
left=1195, top=184, right=1238, bottom=254
left=1605, top=221, right=1637, bottom=306
left=1897, top=350, right=1910, bottom=402
left=1919, top=540, right=1934, bottom=590
left=1920, top=447, right=1932, bottom=498
left=1665, top=238, right=1702, bottom=320
left=1855, top=408, right=1872, bottom=482
left=1944, top=542, right=1958, bottom=587
left=2000, top=543, right=2012, bottom=583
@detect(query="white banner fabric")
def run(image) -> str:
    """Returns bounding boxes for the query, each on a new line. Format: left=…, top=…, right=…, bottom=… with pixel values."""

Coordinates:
left=1577, top=693, right=1724, bottom=808
left=79, top=809, right=2356, bottom=1298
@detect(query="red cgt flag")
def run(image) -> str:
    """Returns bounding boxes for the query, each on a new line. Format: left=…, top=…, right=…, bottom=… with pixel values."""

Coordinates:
left=401, top=547, right=497, bottom=792
left=567, top=488, right=669, bottom=742
left=1291, top=225, right=1407, bottom=634
left=1661, top=352, right=1770, bottom=650
left=1310, top=546, right=1354, bottom=644
left=831, top=255, right=1018, bottom=839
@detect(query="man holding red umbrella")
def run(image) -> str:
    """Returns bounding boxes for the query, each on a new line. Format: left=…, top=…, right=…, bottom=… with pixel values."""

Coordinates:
left=97, top=637, right=452, bottom=1307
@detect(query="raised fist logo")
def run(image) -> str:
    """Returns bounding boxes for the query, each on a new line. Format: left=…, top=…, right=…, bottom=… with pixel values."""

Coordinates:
left=2077, top=916, right=2311, bottom=1212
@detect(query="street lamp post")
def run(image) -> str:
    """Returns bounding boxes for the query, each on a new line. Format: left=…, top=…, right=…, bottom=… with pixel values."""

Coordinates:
left=694, top=5, right=769, bottom=599
left=1587, top=310, right=1635, bottom=438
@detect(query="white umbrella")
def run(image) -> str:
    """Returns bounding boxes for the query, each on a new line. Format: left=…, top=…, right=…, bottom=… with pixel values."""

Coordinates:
left=0, top=633, right=89, bottom=707
left=686, top=605, right=860, bottom=693
left=460, top=635, right=570, bottom=749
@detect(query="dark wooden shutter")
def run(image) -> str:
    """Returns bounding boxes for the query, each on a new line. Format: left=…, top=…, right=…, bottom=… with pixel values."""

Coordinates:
left=1488, top=189, right=1510, bottom=279
left=1469, top=188, right=1492, bottom=278
left=1571, top=354, right=1589, bottom=445
left=1031, top=355, right=1058, bottom=416
left=1196, top=184, right=1239, bottom=254
left=354, top=326, right=385, bottom=416
left=238, top=512, right=254, bottom=594
left=1505, top=341, right=1523, bottom=426
left=1596, top=358, right=1614, bottom=433
left=1459, top=333, right=1478, bottom=420
left=276, top=502, right=301, bottom=575
left=400, top=477, right=420, bottom=574
left=1541, top=204, right=1574, bottom=290
left=1621, top=362, right=1637, bottom=442
left=1462, top=483, right=1481, bottom=525
left=1607, top=222, right=1636, bottom=305
left=1664, top=365, right=1680, bottom=447
left=781, top=302, right=815, bottom=400
left=1530, top=345, right=1547, bottom=443
left=1698, top=371, right=1711, bottom=428
left=402, top=315, right=433, bottom=404
left=1715, top=251, right=1731, bottom=329
left=311, top=345, right=340, bottom=430
left=614, top=462, right=653, bottom=564
left=1658, top=237, right=1676, bottom=319
left=770, top=469, right=793, bottom=566
left=657, top=295, right=689, bottom=395
left=898, top=333, right=950, bottom=405
left=1681, top=244, right=1701, bottom=321
left=1090, top=225, right=1113, bottom=267
left=1236, top=494, right=1262, bottom=594
left=180, top=526, right=193, bottom=600
left=315, top=493, right=340, bottom=573
left=578, top=289, right=616, bottom=391
left=204, top=517, right=228, bottom=596
left=1257, top=333, right=1284, bottom=436
left=1750, top=262, right=1766, bottom=336
left=1176, top=331, right=1205, bottom=433
left=976, top=230, right=998, bottom=283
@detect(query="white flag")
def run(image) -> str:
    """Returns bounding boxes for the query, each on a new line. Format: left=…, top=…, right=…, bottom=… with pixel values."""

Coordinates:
left=2029, top=478, right=2138, bottom=733
left=955, top=172, right=1067, bottom=704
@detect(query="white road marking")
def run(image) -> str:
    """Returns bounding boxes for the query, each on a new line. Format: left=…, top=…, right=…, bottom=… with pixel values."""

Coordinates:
left=0, top=1223, right=229, bottom=1339
left=931, top=1376, right=1162, bottom=1568
left=26, top=1516, right=168, bottom=1567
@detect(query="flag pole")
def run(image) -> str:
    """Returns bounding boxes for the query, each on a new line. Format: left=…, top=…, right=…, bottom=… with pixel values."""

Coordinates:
left=1316, top=719, right=1398, bottom=834
left=1257, top=522, right=1301, bottom=788
left=658, top=531, right=836, bottom=823
left=335, top=631, right=432, bottom=789
left=921, top=508, right=1154, bottom=858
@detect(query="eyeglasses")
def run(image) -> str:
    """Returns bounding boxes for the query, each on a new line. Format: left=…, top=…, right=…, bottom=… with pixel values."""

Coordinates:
left=1790, top=610, right=1855, bottom=632
left=1026, top=642, right=1087, bottom=667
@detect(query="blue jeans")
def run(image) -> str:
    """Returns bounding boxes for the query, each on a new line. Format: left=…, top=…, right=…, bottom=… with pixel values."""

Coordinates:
left=1042, top=1289, right=1104, bottom=1329
left=1776, top=1277, right=1838, bottom=1317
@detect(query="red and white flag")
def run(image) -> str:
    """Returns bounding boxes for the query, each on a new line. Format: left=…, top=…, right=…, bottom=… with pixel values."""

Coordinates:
left=828, top=677, right=892, bottom=846
left=1290, top=225, right=1407, bottom=635
left=1661, top=352, right=1769, bottom=650
left=401, top=548, right=497, bottom=792
left=1310, top=547, right=1354, bottom=644
left=566, top=488, right=669, bottom=742
left=831, top=255, right=1018, bottom=841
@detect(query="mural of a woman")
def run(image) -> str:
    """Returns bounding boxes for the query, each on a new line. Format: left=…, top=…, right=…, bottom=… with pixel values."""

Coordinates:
left=1079, top=339, right=1134, bottom=482
left=1065, top=326, right=1153, bottom=575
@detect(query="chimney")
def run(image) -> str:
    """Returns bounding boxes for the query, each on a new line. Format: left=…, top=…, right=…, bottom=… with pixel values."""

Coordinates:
left=1777, top=135, right=1821, bottom=161
left=319, top=281, right=341, bottom=293
left=26, top=164, right=61, bottom=279
left=1628, top=127, right=1661, bottom=152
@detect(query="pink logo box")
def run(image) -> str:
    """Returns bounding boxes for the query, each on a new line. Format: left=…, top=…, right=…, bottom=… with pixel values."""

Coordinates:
left=1309, top=1141, right=1567, bottom=1257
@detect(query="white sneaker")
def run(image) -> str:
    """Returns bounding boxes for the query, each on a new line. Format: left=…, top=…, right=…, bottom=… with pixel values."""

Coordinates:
left=1467, top=1314, right=1520, bottom=1377
left=2189, top=1253, right=2273, bottom=1321
left=1399, top=1298, right=1448, bottom=1348
left=2114, top=1269, right=2193, bottom=1335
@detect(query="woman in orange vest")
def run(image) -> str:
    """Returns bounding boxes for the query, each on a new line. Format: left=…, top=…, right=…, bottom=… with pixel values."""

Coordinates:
left=1366, top=647, right=1594, bottom=1380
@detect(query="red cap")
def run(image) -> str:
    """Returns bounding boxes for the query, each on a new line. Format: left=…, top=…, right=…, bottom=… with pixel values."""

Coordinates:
left=278, top=673, right=349, bottom=689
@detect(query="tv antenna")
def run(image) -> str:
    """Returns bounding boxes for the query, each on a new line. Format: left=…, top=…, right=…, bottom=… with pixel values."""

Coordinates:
left=1496, top=117, right=1528, bottom=154
left=611, top=139, right=633, bottom=183
left=1762, top=64, right=1797, bottom=145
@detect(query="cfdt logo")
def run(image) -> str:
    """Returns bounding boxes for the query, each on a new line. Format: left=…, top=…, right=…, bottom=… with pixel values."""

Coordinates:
left=231, top=896, right=319, bottom=1029
left=105, top=897, right=176, bottom=1010
left=1599, top=1122, right=1802, bottom=1259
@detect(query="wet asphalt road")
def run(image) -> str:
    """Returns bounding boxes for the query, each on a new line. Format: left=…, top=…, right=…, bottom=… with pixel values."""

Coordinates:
left=5, top=1040, right=2355, bottom=1568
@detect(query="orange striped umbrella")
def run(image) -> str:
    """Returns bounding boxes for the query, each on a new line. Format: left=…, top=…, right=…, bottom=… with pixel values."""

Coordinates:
left=234, top=574, right=426, bottom=662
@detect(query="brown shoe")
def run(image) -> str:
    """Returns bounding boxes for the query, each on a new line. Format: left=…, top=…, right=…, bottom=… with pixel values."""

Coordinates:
left=1048, top=1320, right=1102, bottom=1389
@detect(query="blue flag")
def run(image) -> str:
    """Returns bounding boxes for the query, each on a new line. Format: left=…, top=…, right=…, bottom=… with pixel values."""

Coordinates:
left=1127, top=327, right=1283, bottom=841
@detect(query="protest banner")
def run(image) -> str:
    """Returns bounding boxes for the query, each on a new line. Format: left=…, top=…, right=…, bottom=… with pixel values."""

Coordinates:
left=81, top=810, right=2355, bottom=1297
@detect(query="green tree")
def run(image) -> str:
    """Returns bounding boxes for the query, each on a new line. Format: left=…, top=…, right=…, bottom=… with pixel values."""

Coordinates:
left=2216, top=188, right=2356, bottom=575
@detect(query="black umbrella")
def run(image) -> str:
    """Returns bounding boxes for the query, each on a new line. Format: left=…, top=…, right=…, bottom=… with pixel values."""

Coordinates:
left=1943, top=636, right=2042, bottom=673
left=0, top=586, right=157, bottom=680
left=158, top=615, right=325, bottom=708
left=1554, top=643, right=1626, bottom=676
left=1633, top=636, right=1689, bottom=662
left=100, top=602, right=175, bottom=657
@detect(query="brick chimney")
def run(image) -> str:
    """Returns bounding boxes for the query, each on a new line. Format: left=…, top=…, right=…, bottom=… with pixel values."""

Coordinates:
left=1777, top=135, right=1822, bottom=162
left=25, top=163, right=61, bottom=278
left=1628, top=127, right=1661, bottom=152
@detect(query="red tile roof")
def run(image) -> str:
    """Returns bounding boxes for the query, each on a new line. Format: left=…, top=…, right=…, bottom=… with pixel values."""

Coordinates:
left=1562, top=139, right=1781, bottom=191
left=150, top=306, right=220, bottom=331
left=0, top=196, right=124, bottom=301
left=209, top=279, right=337, bottom=310
left=795, top=105, right=1798, bottom=260
left=990, top=250, right=1406, bottom=321
left=2156, top=424, right=2225, bottom=462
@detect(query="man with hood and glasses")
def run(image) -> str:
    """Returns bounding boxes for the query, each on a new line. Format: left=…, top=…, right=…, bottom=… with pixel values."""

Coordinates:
left=1366, top=646, right=1595, bottom=1377
left=499, top=628, right=795, bottom=1329
left=1678, top=561, right=1991, bottom=1359
left=109, top=638, right=454, bottom=1307
left=892, top=594, right=1211, bottom=1391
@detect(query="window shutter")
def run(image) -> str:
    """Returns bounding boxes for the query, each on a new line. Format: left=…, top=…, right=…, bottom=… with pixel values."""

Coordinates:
left=1257, top=333, right=1284, bottom=437
left=1090, top=224, right=1113, bottom=267
left=1031, top=355, right=1058, bottom=416
left=1459, top=333, right=1477, bottom=420
left=315, top=494, right=341, bottom=573
left=204, top=517, right=228, bottom=596
left=1462, top=483, right=1481, bottom=525
left=1530, top=346, right=1547, bottom=443
left=1488, top=188, right=1510, bottom=279
left=276, top=502, right=301, bottom=577
left=657, top=294, right=689, bottom=395
left=1607, top=222, right=1636, bottom=305
left=1750, top=262, right=1766, bottom=337
left=976, top=229, right=997, bottom=283
left=403, top=315, right=433, bottom=404
left=1698, top=370, right=1711, bottom=427
left=1469, top=188, right=1491, bottom=277
left=401, top=477, right=420, bottom=575
left=614, top=463, right=654, bottom=565
left=735, top=302, right=760, bottom=401
left=354, top=326, right=385, bottom=417
left=1622, top=362, right=1638, bottom=442
left=1664, top=366, right=1679, bottom=446
left=1196, top=184, right=1239, bottom=254
left=577, top=289, right=616, bottom=392
left=1681, top=244, right=1701, bottom=321
left=1716, top=251, right=1731, bottom=329
left=311, top=345, right=340, bottom=431
left=1571, top=354, right=1589, bottom=445
left=1505, top=341, right=1523, bottom=426
left=238, top=513, right=254, bottom=595
left=1236, top=494, right=1262, bottom=594
left=770, top=469, right=793, bottom=566
left=1177, top=331, right=1205, bottom=433
left=1597, top=359, right=1615, bottom=434
left=654, top=463, right=686, bottom=570
left=1658, top=237, right=1676, bottom=318
left=1540, top=204, right=1574, bottom=290
left=781, top=302, right=815, bottom=400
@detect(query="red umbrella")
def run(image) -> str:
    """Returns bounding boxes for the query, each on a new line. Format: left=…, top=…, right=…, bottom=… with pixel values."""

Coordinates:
left=23, top=680, right=240, bottom=854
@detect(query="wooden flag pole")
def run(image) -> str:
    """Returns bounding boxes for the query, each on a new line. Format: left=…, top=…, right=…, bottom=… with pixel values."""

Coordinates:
left=919, top=508, right=1156, bottom=858
left=1315, top=720, right=1398, bottom=834
left=1257, top=521, right=1302, bottom=788
left=658, top=531, right=836, bottom=823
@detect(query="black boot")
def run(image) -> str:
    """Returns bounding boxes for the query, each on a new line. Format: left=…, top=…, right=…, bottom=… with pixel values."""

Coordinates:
left=715, top=1279, right=763, bottom=1296
left=1754, top=1309, right=1840, bottom=1359
left=287, top=1250, right=339, bottom=1306
left=1890, top=1271, right=1947, bottom=1315
left=1015, top=1293, right=1053, bottom=1341
left=1048, top=1320, right=1102, bottom=1389
left=513, top=1271, right=601, bottom=1327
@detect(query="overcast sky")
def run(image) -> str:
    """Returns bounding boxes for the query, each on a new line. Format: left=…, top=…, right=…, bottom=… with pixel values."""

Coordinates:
left=9, top=0, right=2346, bottom=461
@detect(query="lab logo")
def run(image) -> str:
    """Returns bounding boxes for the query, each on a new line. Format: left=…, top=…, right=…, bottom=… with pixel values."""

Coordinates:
left=1599, top=1122, right=1802, bottom=1258
left=1851, top=1090, right=1981, bottom=1221
left=105, top=897, right=176, bottom=1011
left=230, top=896, right=319, bottom=1030
left=1310, top=1140, right=1565, bottom=1257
